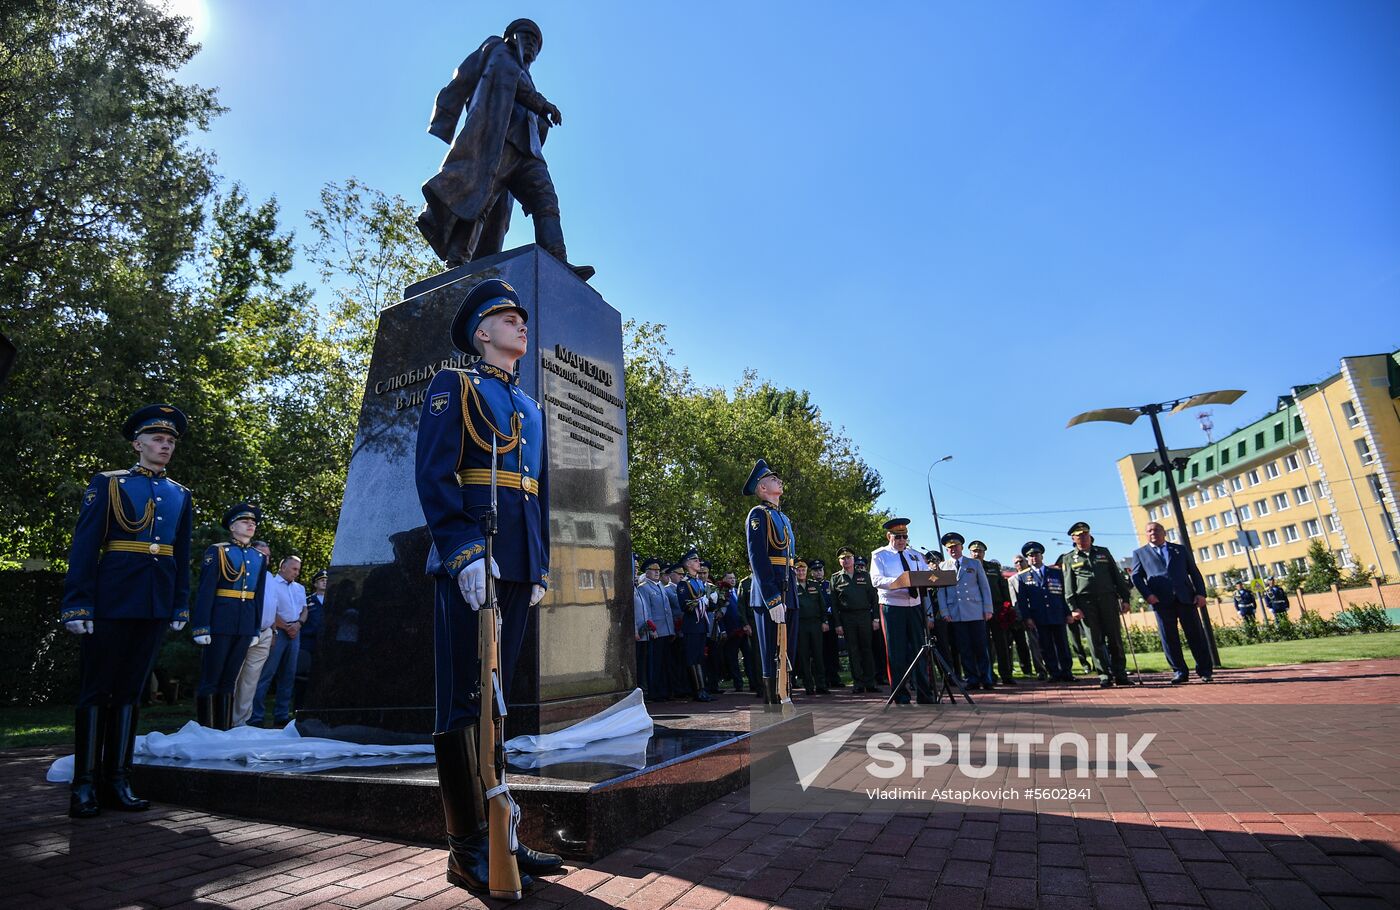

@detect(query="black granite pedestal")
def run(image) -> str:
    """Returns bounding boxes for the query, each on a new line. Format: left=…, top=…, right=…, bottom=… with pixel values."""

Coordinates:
left=299, top=246, right=632, bottom=739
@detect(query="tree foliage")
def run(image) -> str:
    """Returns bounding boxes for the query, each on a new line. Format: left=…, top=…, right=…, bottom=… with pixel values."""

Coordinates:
left=625, top=321, right=887, bottom=575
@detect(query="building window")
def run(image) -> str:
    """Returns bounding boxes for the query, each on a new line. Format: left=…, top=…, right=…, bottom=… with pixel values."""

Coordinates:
left=1237, top=441, right=1247, bottom=458
left=1238, top=503, right=1252, bottom=520
left=1142, top=484, right=1150, bottom=500
left=1147, top=506, right=1157, bottom=521
left=1294, top=486, right=1311, bottom=505
left=1206, top=515, right=1219, bottom=531
left=1231, top=477, right=1243, bottom=492
left=1185, top=493, right=1197, bottom=508
left=1292, top=556, right=1308, bottom=571
left=1215, top=482, right=1228, bottom=497
left=1294, top=416, right=1303, bottom=434
left=1304, top=519, right=1322, bottom=539
left=1153, top=478, right=1162, bottom=495
left=1247, top=470, right=1260, bottom=486
left=1207, top=574, right=1217, bottom=587
left=1338, top=550, right=1353, bottom=568
left=1273, top=493, right=1290, bottom=511
left=1206, top=455, right=1215, bottom=471
left=1198, top=547, right=1211, bottom=562
left=1192, top=520, right=1204, bottom=535
left=1167, top=528, right=1178, bottom=542
left=1162, top=503, right=1172, bottom=517
left=600, top=570, right=614, bottom=590
left=1230, top=540, right=1244, bottom=555
left=1282, top=525, right=1300, bottom=543
left=1264, top=530, right=1280, bottom=547
left=1222, top=449, right=1231, bottom=466
left=1273, top=423, right=1284, bottom=442
left=578, top=570, right=596, bottom=590
left=1342, top=400, right=1360, bottom=428
left=1201, top=488, right=1213, bottom=503
left=1214, top=543, right=1227, bottom=558
left=1191, top=464, right=1200, bottom=479
left=1305, top=447, right=1318, bottom=465
left=1369, top=474, right=1386, bottom=503
left=1313, top=480, right=1325, bottom=499
left=1264, top=462, right=1280, bottom=479
left=1254, top=432, right=1265, bottom=450
left=1284, top=454, right=1300, bottom=472
left=1225, top=510, right=1239, bottom=526
left=1328, top=514, right=1342, bottom=533
left=1255, top=499, right=1270, bottom=516
left=575, top=520, right=597, bottom=540
left=1356, top=438, right=1375, bottom=465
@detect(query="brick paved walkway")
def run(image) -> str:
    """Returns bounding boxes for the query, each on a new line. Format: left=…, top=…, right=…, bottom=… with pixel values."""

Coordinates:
left=4, top=660, right=1400, bottom=909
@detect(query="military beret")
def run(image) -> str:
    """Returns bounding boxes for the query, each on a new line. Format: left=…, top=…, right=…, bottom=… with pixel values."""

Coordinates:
left=968, top=540, right=988, bottom=550
left=1068, top=521, right=1091, bottom=535
left=884, top=518, right=910, bottom=533
left=123, top=403, right=187, bottom=440
left=837, top=545, right=856, bottom=559
left=809, top=558, right=825, bottom=571
left=1021, top=541, right=1045, bottom=556
left=940, top=531, right=965, bottom=546
left=222, top=502, right=261, bottom=529
left=640, top=556, right=662, bottom=571
left=451, top=278, right=527, bottom=356
left=743, top=458, right=780, bottom=496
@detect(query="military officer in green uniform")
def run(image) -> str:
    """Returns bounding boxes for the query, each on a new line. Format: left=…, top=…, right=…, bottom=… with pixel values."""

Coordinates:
left=1058, top=521, right=1134, bottom=688
left=831, top=545, right=880, bottom=694
left=794, top=559, right=830, bottom=694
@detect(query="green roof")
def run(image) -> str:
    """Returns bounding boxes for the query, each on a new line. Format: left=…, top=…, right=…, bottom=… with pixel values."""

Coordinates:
left=1137, top=401, right=1306, bottom=506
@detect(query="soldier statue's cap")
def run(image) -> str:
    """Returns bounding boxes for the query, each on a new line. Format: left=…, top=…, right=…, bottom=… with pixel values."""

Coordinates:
left=837, top=545, right=856, bottom=558
left=743, top=459, right=780, bottom=496
left=968, top=540, right=988, bottom=550
left=679, top=547, right=700, bottom=564
left=809, top=558, right=825, bottom=570
left=1021, top=541, right=1046, bottom=556
left=1068, top=521, right=1092, bottom=535
left=451, top=278, right=527, bottom=356
left=311, top=569, right=328, bottom=583
left=222, top=502, right=261, bottom=529
left=123, top=403, right=187, bottom=440
left=504, top=18, right=542, bottom=45
left=640, top=556, right=662, bottom=571
left=940, top=531, right=965, bottom=546
left=884, top=518, right=910, bottom=533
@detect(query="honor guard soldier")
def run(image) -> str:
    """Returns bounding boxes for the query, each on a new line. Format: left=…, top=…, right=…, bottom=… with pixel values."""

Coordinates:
left=415, top=277, right=562, bottom=895
left=832, top=546, right=881, bottom=694
left=1233, top=581, right=1259, bottom=629
left=743, top=458, right=797, bottom=706
left=676, top=548, right=716, bottom=702
left=192, top=503, right=267, bottom=730
left=1013, top=542, right=1076, bottom=682
left=794, top=558, right=829, bottom=694
left=1264, top=578, right=1289, bottom=618
left=61, top=404, right=193, bottom=818
left=872, top=519, right=937, bottom=704
left=1058, top=522, right=1134, bottom=687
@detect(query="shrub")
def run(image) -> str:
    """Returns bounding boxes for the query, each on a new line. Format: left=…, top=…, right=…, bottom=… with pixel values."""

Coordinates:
left=1336, top=603, right=1394, bottom=634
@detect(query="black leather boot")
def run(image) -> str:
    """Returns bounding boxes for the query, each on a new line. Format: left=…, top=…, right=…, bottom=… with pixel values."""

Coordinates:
left=763, top=677, right=780, bottom=712
left=195, top=695, right=214, bottom=728
left=214, top=694, right=233, bottom=731
left=99, top=705, right=149, bottom=811
left=69, top=707, right=101, bottom=818
left=434, top=725, right=533, bottom=897
left=690, top=667, right=713, bottom=703
left=533, top=214, right=595, bottom=282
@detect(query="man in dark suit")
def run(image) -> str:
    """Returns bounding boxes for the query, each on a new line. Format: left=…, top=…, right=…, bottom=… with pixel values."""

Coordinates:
left=1130, top=522, right=1214, bottom=684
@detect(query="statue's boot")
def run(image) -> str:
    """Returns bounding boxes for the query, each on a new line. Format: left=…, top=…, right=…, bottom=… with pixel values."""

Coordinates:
left=434, top=725, right=534, bottom=898
left=69, top=707, right=102, bottom=819
left=215, top=694, right=233, bottom=731
left=195, top=694, right=214, bottom=728
left=763, top=677, right=780, bottom=712
left=99, top=705, right=150, bottom=811
left=534, top=215, right=595, bottom=282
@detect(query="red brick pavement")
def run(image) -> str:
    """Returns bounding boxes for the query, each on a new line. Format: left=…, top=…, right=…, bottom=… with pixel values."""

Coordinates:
left=3, top=659, right=1399, bottom=909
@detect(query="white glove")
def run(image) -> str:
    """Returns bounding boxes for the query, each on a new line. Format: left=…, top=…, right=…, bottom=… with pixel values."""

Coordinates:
left=170, top=620, right=186, bottom=631
left=65, top=620, right=94, bottom=635
left=768, top=602, right=787, bottom=624
left=457, top=557, right=501, bottom=610
left=530, top=584, right=546, bottom=606
left=194, top=634, right=211, bottom=646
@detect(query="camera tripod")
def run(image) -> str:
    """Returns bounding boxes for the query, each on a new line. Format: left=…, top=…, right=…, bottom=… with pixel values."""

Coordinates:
left=882, top=625, right=976, bottom=709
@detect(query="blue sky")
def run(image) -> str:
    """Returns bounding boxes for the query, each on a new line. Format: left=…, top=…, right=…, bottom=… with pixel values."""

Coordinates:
left=175, top=0, right=1399, bottom=563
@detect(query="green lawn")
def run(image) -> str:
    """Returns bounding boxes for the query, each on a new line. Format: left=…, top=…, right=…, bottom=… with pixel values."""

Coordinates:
left=1, top=702, right=197, bottom=750
left=1111, top=630, right=1400, bottom=674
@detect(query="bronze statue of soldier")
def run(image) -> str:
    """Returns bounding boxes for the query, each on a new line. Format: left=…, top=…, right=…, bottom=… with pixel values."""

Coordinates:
left=417, top=18, right=594, bottom=282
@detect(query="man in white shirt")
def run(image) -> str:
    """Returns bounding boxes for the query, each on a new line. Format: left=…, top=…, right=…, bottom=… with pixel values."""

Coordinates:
left=249, top=556, right=305, bottom=726
left=935, top=532, right=995, bottom=689
left=231, top=540, right=278, bottom=726
left=870, top=518, right=935, bottom=705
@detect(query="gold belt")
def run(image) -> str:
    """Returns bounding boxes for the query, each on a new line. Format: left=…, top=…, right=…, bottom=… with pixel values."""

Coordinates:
left=455, top=468, right=539, bottom=495
left=106, top=540, right=174, bottom=557
left=769, top=556, right=791, bottom=566
left=215, top=589, right=257, bottom=601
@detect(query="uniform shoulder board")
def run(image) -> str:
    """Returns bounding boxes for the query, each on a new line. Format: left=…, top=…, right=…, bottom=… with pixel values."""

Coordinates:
left=214, top=541, right=231, bottom=548
left=99, top=468, right=131, bottom=478
left=168, top=479, right=189, bottom=492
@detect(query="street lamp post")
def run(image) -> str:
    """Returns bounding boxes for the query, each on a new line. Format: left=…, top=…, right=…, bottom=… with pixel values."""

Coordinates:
left=1068, top=389, right=1246, bottom=666
left=926, top=456, right=953, bottom=547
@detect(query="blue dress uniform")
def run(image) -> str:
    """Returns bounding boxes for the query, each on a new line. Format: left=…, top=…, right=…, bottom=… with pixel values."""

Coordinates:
left=743, top=459, right=797, bottom=704
left=675, top=549, right=714, bottom=702
left=1012, top=542, right=1075, bottom=682
left=191, top=503, right=266, bottom=729
left=414, top=278, right=562, bottom=896
left=60, top=404, right=192, bottom=818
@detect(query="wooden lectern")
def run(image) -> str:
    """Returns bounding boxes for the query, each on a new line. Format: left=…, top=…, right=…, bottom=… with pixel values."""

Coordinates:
left=891, top=569, right=958, bottom=589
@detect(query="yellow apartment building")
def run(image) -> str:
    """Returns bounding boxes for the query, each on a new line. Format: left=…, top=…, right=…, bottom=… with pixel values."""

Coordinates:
left=1116, top=350, right=1400, bottom=589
